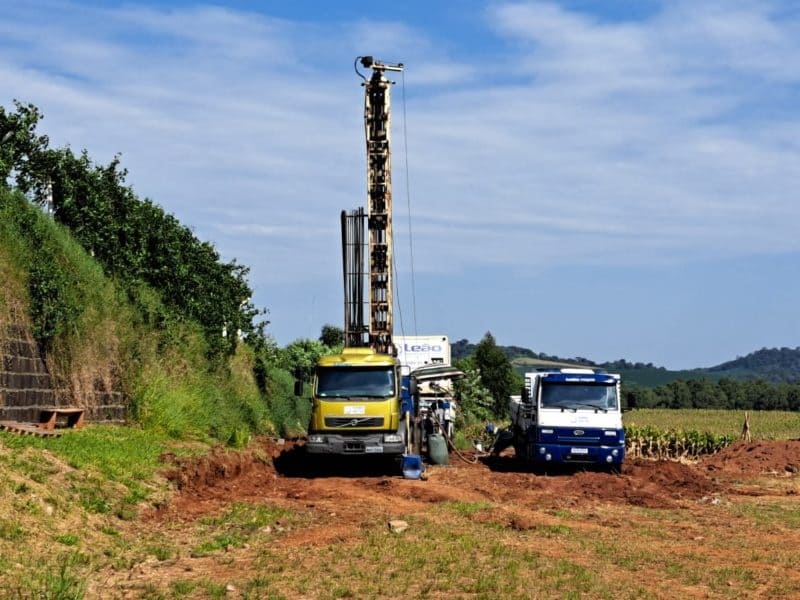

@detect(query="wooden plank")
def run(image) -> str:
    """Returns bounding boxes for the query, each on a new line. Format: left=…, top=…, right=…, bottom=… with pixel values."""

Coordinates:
left=0, top=420, right=62, bottom=438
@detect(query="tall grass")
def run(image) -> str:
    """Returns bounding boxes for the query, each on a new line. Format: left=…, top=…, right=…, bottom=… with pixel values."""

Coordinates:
left=264, top=366, right=310, bottom=437
left=16, top=553, right=87, bottom=600
left=131, top=344, right=269, bottom=445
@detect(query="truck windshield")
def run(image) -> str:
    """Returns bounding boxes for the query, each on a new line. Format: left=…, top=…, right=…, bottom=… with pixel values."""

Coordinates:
left=316, top=367, right=396, bottom=399
left=540, top=383, right=618, bottom=411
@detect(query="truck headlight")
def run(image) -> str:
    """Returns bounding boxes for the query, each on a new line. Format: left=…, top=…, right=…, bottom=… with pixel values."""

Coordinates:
left=308, top=435, right=326, bottom=444
left=384, top=433, right=403, bottom=443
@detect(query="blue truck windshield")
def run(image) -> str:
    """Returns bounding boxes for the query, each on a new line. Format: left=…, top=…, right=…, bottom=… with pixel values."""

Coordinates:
left=540, top=383, right=618, bottom=410
left=316, top=367, right=395, bottom=399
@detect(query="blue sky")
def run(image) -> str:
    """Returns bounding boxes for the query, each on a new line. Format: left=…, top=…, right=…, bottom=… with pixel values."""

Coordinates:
left=2, top=0, right=799, bottom=369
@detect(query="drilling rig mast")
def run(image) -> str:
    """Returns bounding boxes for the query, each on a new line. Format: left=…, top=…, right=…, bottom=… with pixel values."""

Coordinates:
left=343, top=56, right=404, bottom=354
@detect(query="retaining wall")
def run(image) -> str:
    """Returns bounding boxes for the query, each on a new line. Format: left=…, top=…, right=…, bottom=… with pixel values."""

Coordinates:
left=0, top=325, right=126, bottom=424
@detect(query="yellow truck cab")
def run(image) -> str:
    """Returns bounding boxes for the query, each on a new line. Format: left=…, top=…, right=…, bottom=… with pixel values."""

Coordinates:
left=305, top=348, right=406, bottom=455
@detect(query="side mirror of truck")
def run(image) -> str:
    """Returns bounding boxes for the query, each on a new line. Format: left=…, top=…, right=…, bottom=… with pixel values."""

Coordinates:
left=293, top=380, right=304, bottom=397
left=409, top=377, right=418, bottom=397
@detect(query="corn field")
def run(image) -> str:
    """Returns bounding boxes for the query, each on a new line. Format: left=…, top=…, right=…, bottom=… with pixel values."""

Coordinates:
left=623, top=408, right=800, bottom=460
left=626, top=408, right=800, bottom=438
left=624, top=425, right=735, bottom=460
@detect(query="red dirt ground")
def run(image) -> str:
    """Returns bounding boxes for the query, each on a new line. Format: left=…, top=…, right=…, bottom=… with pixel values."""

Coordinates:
left=95, top=439, right=800, bottom=597
left=154, top=437, right=783, bottom=522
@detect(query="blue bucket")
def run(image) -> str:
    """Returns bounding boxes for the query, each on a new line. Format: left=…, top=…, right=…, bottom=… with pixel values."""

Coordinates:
left=401, top=454, right=424, bottom=479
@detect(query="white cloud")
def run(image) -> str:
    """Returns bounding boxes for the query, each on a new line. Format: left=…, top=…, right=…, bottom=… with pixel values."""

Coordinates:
left=2, top=0, right=799, bottom=350
left=392, top=1, right=800, bottom=269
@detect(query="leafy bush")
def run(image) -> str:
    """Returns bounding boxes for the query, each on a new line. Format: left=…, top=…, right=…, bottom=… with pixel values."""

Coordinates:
left=0, top=191, right=80, bottom=346
left=453, top=358, right=495, bottom=423
left=264, top=366, right=310, bottom=437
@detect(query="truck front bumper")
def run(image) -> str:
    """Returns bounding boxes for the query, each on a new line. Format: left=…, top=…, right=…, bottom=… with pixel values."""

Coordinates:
left=305, top=433, right=405, bottom=456
left=528, top=443, right=624, bottom=465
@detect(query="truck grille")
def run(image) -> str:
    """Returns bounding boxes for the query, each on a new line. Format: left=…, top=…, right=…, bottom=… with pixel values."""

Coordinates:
left=556, top=428, right=601, bottom=444
left=325, top=417, right=384, bottom=428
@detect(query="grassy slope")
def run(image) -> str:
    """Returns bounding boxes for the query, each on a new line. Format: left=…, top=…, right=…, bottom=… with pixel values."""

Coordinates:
left=0, top=187, right=270, bottom=444
left=0, top=426, right=203, bottom=596
left=0, top=188, right=279, bottom=594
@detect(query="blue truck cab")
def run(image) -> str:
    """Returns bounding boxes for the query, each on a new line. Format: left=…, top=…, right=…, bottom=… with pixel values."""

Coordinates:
left=509, top=369, right=625, bottom=469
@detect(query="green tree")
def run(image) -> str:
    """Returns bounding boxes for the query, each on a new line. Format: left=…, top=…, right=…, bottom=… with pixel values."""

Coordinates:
left=319, top=324, right=344, bottom=348
left=473, top=332, right=516, bottom=418
left=453, top=357, right=494, bottom=422
left=687, top=379, right=722, bottom=408
left=665, top=380, right=692, bottom=408
left=278, top=338, right=330, bottom=382
left=622, top=385, right=656, bottom=409
left=785, top=384, right=800, bottom=411
left=0, top=101, right=262, bottom=357
left=0, top=101, right=50, bottom=193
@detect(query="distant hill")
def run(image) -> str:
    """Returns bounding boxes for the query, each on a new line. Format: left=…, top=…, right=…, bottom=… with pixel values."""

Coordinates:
left=452, top=339, right=800, bottom=386
left=609, top=348, right=800, bottom=385
left=705, top=347, right=800, bottom=383
left=451, top=339, right=594, bottom=366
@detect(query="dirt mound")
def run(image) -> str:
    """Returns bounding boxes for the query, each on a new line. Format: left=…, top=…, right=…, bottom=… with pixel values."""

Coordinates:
left=161, top=444, right=272, bottom=491
left=530, top=460, right=719, bottom=509
left=701, top=439, right=800, bottom=476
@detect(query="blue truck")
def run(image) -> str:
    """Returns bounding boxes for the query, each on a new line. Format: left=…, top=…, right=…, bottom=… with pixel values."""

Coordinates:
left=506, top=369, right=625, bottom=470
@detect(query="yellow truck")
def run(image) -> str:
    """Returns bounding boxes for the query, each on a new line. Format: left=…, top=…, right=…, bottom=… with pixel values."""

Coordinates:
left=304, top=57, right=412, bottom=458
left=305, top=348, right=408, bottom=455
